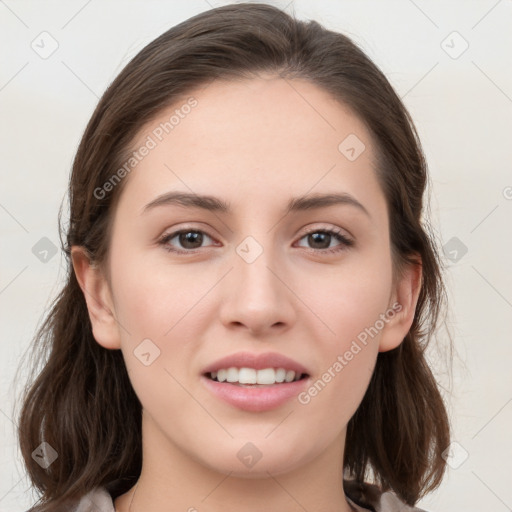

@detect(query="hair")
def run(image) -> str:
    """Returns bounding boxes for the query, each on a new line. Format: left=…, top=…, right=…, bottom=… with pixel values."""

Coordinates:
left=16, top=3, right=451, bottom=510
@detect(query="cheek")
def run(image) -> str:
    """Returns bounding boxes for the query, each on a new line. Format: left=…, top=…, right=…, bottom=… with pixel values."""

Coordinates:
left=110, top=259, right=204, bottom=417
left=297, top=346, right=377, bottom=448
left=307, top=255, right=394, bottom=343
left=297, top=269, right=388, bottom=424
left=299, top=255, right=392, bottom=406
left=109, top=249, right=205, bottom=339
left=108, top=250, right=216, bottom=384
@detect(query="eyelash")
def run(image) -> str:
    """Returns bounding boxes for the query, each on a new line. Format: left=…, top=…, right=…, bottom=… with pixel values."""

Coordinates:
left=157, top=226, right=354, bottom=255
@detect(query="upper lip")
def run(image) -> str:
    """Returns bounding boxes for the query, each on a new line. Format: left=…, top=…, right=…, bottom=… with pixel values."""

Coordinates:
left=202, top=351, right=310, bottom=376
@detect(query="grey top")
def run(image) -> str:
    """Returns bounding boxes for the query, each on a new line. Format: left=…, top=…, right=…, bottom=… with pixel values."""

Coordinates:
left=72, top=481, right=427, bottom=512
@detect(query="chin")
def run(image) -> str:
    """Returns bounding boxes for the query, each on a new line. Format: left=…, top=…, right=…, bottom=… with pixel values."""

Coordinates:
left=199, top=446, right=308, bottom=478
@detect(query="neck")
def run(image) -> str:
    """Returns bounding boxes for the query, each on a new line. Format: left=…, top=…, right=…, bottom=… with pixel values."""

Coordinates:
left=115, top=412, right=355, bottom=512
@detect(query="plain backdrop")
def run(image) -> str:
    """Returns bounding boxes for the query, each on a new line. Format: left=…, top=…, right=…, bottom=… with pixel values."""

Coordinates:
left=1, top=1, right=511, bottom=511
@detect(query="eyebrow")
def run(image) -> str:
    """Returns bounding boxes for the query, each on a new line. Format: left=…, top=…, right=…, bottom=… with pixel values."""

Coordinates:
left=142, top=191, right=370, bottom=218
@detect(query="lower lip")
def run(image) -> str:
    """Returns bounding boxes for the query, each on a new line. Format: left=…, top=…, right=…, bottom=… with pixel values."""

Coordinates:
left=201, top=375, right=310, bottom=412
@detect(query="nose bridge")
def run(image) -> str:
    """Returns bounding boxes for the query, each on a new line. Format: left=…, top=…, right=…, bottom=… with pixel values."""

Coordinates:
left=237, top=235, right=280, bottom=298
left=219, top=232, right=295, bottom=332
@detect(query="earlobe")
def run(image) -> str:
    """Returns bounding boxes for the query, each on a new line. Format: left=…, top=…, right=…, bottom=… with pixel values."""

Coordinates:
left=378, top=259, right=422, bottom=353
left=70, top=246, right=121, bottom=350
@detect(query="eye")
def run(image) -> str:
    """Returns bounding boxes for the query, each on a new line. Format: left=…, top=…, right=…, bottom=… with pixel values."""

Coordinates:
left=158, top=228, right=217, bottom=254
left=295, top=227, right=354, bottom=254
left=157, top=226, right=354, bottom=255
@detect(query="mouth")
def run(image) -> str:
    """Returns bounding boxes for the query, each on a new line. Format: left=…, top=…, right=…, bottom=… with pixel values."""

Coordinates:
left=205, top=367, right=309, bottom=387
left=201, top=365, right=311, bottom=412
left=200, top=351, right=311, bottom=411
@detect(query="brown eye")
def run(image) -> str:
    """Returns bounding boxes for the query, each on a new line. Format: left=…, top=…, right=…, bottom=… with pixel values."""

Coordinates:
left=159, top=229, right=216, bottom=253
left=296, top=229, right=354, bottom=253
left=177, top=231, right=204, bottom=249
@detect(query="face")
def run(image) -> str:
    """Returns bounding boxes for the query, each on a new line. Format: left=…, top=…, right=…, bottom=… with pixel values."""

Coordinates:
left=76, top=76, right=417, bottom=479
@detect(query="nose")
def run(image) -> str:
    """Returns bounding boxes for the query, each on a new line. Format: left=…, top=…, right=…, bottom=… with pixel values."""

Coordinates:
left=218, top=241, right=296, bottom=336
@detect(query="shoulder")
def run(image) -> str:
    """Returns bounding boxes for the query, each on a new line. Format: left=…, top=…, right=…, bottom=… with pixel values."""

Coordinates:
left=344, top=479, right=428, bottom=512
left=70, top=482, right=428, bottom=512
left=72, top=487, right=115, bottom=512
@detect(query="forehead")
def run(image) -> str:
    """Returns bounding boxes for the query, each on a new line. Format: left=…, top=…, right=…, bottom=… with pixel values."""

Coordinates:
left=145, top=76, right=372, bottom=153
left=116, top=76, right=384, bottom=218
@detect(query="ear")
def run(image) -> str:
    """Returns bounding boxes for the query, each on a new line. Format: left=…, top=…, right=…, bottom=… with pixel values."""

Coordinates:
left=379, top=257, right=422, bottom=352
left=71, top=246, right=121, bottom=350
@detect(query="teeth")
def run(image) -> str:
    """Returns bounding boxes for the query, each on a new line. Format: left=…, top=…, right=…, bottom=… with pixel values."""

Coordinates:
left=275, top=368, right=286, bottom=383
left=208, top=367, right=304, bottom=385
left=239, top=367, right=257, bottom=384
left=227, top=367, right=239, bottom=383
left=285, top=370, right=295, bottom=383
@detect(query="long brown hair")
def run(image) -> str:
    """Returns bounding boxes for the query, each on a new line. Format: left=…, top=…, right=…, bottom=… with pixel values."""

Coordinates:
left=16, top=3, right=451, bottom=510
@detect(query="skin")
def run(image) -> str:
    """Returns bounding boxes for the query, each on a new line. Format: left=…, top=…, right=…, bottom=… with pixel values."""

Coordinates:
left=72, top=75, right=421, bottom=512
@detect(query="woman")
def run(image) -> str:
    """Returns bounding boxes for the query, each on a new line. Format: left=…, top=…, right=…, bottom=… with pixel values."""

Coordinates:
left=17, top=3, right=450, bottom=511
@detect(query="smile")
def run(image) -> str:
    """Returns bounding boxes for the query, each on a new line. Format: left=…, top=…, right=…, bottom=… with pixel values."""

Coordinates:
left=207, top=367, right=307, bottom=385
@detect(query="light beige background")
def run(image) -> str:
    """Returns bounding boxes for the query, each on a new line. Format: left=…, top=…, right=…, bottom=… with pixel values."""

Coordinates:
left=1, top=1, right=511, bottom=510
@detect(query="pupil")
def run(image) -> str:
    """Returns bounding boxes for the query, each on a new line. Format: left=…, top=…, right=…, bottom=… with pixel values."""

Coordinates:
left=309, top=233, right=329, bottom=249
left=180, top=231, right=202, bottom=249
